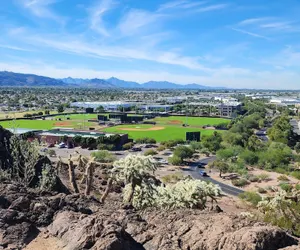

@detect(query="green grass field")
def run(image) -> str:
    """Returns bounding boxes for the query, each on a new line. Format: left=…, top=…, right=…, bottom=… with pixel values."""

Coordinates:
left=152, top=116, right=229, bottom=126
left=103, top=124, right=218, bottom=142
left=0, top=115, right=227, bottom=141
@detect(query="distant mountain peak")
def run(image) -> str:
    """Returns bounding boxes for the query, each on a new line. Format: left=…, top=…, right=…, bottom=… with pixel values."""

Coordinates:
left=0, top=71, right=226, bottom=89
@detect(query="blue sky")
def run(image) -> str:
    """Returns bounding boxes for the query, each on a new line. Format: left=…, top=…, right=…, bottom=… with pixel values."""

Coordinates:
left=1, top=0, right=300, bottom=89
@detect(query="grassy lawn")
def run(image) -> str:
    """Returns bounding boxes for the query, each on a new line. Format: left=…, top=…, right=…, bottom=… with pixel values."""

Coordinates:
left=0, top=118, right=95, bottom=130
left=103, top=124, right=218, bottom=142
left=0, top=120, right=56, bottom=130
left=151, top=116, right=230, bottom=126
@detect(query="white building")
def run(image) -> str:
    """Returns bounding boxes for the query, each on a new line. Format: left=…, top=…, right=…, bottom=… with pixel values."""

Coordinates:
left=70, top=101, right=136, bottom=111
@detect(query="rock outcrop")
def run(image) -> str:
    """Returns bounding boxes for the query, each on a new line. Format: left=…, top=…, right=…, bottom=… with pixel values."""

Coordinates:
left=0, top=182, right=299, bottom=250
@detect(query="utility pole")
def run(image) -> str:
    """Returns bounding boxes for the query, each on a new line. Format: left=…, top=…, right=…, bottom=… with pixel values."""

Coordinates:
left=185, top=98, right=188, bottom=125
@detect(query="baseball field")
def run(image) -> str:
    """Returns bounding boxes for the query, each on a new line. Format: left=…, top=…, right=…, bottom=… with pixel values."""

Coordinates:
left=0, top=114, right=229, bottom=141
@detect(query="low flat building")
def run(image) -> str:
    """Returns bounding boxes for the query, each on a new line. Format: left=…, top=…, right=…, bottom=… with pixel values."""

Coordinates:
left=37, top=129, right=128, bottom=145
left=70, top=101, right=136, bottom=111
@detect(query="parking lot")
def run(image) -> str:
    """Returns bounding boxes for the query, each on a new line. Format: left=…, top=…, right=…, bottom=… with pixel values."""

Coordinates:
left=43, top=144, right=173, bottom=164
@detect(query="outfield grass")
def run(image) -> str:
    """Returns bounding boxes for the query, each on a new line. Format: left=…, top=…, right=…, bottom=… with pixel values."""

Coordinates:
left=0, top=118, right=94, bottom=130
left=151, top=116, right=230, bottom=126
left=103, top=124, right=218, bottom=142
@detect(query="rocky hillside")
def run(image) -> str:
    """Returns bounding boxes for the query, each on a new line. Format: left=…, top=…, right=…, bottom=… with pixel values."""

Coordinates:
left=0, top=182, right=299, bottom=250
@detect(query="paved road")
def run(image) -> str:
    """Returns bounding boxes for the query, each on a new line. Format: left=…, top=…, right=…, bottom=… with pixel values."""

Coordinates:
left=185, top=157, right=244, bottom=196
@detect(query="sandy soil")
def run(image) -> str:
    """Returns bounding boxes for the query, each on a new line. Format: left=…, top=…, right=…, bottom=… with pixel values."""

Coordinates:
left=168, top=120, right=183, bottom=125
left=118, top=126, right=165, bottom=131
left=54, top=121, right=73, bottom=127
left=211, top=167, right=300, bottom=193
left=24, top=232, right=63, bottom=250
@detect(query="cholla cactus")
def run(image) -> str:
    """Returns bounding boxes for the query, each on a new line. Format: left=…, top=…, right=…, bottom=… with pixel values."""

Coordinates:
left=258, top=189, right=300, bottom=236
left=155, top=179, right=221, bottom=209
left=113, top=154, right=157, bottom=205
left=240, top=212, right=255, bottom=219
left=123, top=178, right=221, bottom=210
left=10, top=135, right=40, bottom=186
left=258, top=190, right=291, bottom=213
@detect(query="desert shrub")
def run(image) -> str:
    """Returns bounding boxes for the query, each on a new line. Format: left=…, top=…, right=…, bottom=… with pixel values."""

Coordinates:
left=39, top=164, right=57, bottom=191
left=157, top=145, right=166, bottom=151
left=248, top=175, right=259, bottom=182
left=144, top=149, right=158, bottom=156
left=161, top=139, right=185, bottom=148
left=291, top=171, right=300, bottom=180
left=200, top=148, right=210, bottom=157
left=279, top=182, right=293, bottom=192
left=277, top=175, right=290, bottom=182
left=239, top=191, right=262, bottom=206
left=232, top=178, right=249, bottom=187
left=257, top=187, right=267, bottom=194
left=48, top=149, right=56, bottom=157
left=257, top=173, right=270, bottom=182
left=190, top=141, right=202, bottom=151
left=91, top=150, right=116, bottom=163
left=274, top=167, right=288, bottom=175
left=161, top=172, right=185, bottom=184
left=135, top=137, right=156, bottom=144
left=122, top=142, right=134, bottom=150
left=168, top=155, right=182, bottom=165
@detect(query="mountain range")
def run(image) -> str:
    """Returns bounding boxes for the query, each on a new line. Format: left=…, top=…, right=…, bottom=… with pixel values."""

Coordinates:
left=0, top=71, right=225, bottom=89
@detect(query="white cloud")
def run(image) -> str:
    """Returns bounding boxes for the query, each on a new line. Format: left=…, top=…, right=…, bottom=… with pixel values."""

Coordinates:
left=118, top=9, right=164, bottom=36
left=231, top=28, right=270, bottom=40
left=0, top=44, right=34, bottom=52
left=158, top=0, right=207, bottom=11
left=238, top=17, right=272, bottom=26
left=196, top=4, right=228, bottom=12
left=18, top=0, right=61, bottom=22
left=89, top=0, right=117, bottom=36
left=23, top=34, right=211, bottom=71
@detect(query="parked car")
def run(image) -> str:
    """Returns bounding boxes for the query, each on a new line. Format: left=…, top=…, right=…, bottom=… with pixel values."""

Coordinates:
left=199, top=170, right=208, bottom=177
left=197, top=162, right=206, bottom=168
left=129, top=147, right=142, bottom=152
left=58, top=142, right=66, bottom=148
left=40, top=147, right=48, bottom=152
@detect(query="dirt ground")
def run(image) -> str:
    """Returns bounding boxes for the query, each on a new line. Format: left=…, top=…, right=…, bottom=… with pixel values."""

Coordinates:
left=24, top=231, right=63, bottom=250
left=211, top=168, right=300, bottom=194
left=168, top=120, right=183, bottom=125
left=54, top=121, right=73, bottom=127
left=118, top=126, right=165, bottom=131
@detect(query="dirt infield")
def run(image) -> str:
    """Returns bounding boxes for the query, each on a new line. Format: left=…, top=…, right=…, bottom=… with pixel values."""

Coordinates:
left=118, top=126, right=165, bottom=131
left=168, top=120, right=183, bottom=125
left=54, top=121, right=73, bottom=127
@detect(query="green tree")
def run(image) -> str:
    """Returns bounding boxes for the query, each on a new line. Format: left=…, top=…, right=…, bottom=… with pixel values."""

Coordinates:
left=202, top=132, right=223, bottom=152
left=57, top=105, right=64, bottom=113
left=213, top=160, right=229, bottom=178
left=96, top=105, right=105, bottom=112
left=173, top=145, right=194, bottom=161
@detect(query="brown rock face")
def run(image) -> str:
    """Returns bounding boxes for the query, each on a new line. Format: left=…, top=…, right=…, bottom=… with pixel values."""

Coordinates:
left=1, top=182, right=299, bottom=250
left=48, top=211, right=144, bottom=250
